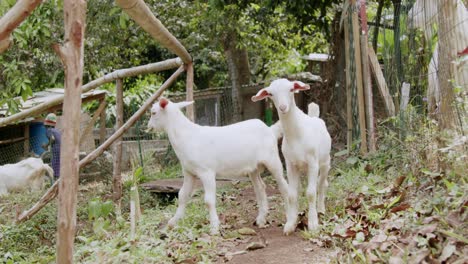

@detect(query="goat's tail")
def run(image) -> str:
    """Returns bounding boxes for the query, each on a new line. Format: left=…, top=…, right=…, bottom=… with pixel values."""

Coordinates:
left=43, top=164, right=55, bottom=184
left=308, top=102, right=320, bottom=117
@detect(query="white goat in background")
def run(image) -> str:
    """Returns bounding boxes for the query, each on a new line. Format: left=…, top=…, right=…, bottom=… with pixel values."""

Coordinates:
left=147, top=98, right=290, bottom=235
left=408, top=0, right=468, bottom=114
left=252, top=79, right=331, bottom=234
left=0, top=158, right=54, bottom=196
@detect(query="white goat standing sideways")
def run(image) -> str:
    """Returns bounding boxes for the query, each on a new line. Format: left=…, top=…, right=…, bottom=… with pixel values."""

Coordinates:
left=0, top=157, right=54, bottom=196
left=147, top=98, right=290, bottom=234
left=252, top=79, right=331, bottom=234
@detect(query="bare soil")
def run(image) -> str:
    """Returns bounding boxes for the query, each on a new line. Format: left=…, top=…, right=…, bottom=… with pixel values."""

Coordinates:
left=215, top=184, right=337, bottom=264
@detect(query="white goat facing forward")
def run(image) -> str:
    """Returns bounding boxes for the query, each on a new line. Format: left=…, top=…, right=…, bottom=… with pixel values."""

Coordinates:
left=0, top=158, right=54, bottom=196
left=147, top=98, right=290, bottom=234
left=252, top=79, right=331, bottom=234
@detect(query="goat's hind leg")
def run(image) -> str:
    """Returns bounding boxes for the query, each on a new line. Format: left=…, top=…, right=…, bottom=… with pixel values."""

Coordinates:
left=317, top=155, right=330, bottom=214
left=167, top=169, right=195, bottom=228
left=248, top=168, right=268, bottom=227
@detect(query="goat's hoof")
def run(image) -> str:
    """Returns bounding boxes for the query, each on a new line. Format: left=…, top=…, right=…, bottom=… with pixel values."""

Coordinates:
left=210, top=227, right=220, bottom=236
left=256, top=217, right=267, bottom=228
left=167, top=218, right=177, bottom=228
left=307, top=222, right=319, bottom=232
left=283, top=222, right=296, bottom=235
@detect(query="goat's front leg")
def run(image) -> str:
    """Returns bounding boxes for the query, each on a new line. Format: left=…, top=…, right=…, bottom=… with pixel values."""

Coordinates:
left=167, top=169, right=195, bottom=228
left=199, top=171, right=219, bottom=235
left=284, top=160, right=301, bottom=235
left=307, top=158, right=320, bottom=231
left=248, top=169, right=268, bottom=227
left=265, top=157, right=290, bottom=227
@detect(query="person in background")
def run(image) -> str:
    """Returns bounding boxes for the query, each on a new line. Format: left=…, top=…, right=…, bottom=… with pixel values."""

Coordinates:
left=43, top=113, right=61, bottom=179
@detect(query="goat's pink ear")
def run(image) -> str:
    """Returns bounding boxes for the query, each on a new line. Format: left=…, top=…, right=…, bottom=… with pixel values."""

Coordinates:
left=159, top=98, right=169, bottom=109
left=291, top=82, right=310, bottom=92
left=251, top=89, right=271, bottom=102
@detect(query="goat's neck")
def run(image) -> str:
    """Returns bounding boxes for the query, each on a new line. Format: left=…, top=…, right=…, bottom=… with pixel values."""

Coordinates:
left=278, top=102, right=302, bottom=138
left=165, top=110, right=198, bottom=148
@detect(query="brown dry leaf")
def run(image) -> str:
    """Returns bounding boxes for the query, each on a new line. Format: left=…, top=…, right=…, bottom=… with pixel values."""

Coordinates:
left=388, top=256, right=404, bottom=264
left=246, top=241, right=266, bottom=251
left=224, top=250, right=247, bottom=261
left=394, top=175, right=406, bottom=188
left=409, top=249, right=430, bottom=263
left=417, top=224, right=438, bottom=235
left=237, top=227, right=256, bottom=236
left=390, top=203, right=411, bottom=213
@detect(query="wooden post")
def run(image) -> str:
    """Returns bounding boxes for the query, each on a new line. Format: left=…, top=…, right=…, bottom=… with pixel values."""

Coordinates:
left=99, top=99, right=107, bottom=144
left=351, top=0, right=368, bottom=154
left=185, top=63, right=195, bottom=121
left=16, top=66, right=185, bottom=224
left=359, top=0, right=376, bottom=152
left=113, top=79, right=124, bottom=213
left=55, top=0, right=86, bottom=263
left=23, top=124, right=30, bottom=155
left=344, top=10, right=353, bottom=152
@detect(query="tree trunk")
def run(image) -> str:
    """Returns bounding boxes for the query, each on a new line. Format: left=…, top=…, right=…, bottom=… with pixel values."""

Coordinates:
left=55, top=0, right=87, bottom=263
left=437, top=0, right=458, bottom=131
left=372, top=0, right=385, bottom=52
left=392, top=0, right=403, bottom=106
left=223, top=30, right=251, bottom=122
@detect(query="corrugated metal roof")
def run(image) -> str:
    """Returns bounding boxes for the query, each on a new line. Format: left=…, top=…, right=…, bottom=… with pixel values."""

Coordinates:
left=0, top=88, right=107, bottom=119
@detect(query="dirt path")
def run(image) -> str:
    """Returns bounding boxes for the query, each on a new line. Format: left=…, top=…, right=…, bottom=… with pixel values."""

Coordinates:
left=215, top=184, right=337, bottom=264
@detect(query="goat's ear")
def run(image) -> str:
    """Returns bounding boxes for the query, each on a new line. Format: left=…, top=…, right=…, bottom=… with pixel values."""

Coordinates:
left=290, top=81, right=310, bottom=93
left=175, top=101, right=194, bottom=109
left=251, top=89, right=271, bottom=102
left=159, top=97, right=169, bottom=109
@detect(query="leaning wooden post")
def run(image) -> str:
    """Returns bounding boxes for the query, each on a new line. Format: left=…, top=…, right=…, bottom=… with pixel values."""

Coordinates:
left=185, top=63, right=195, bottom=121
left=113, top=79, right=124, bottom=214
left=351, top=0, right=368, bottom=154
left=0, top=0, right=43, bottom=53
left=359, top=0, right=376, bottom=152
left=99, top=99, right=107, bottom=144
left=55, top=0, right=86, bottom=263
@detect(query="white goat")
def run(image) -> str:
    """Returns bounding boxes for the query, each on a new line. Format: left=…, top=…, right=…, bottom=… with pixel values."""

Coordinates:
left=409, top=0, right=468, bottom=114
left=252, top=79, right=331, bottom=234
left=147, top=98, right=290, bottom=234
left=0, top=158, right=54, bottom=196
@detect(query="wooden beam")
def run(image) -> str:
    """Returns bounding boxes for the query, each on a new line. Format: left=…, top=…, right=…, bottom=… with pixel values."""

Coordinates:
left=0, top=58, right=183, bottom=128
left=55, top=0, right=86, bottom=262
left=112, top=79, right=124, bottom=213
left=79, top=99, right=106, bottom=144
left=99, top=100, right=107, bottom=144
left=351, top=0, right=368, bottom=154
left=16, top=66, right=185, bottom=224
left=0, top=0, right=43, bottom=53
left=115, top=0, right=191, bottom=64
left=185, top=63, right=195, bottom=121
left=0, top=137, right=25, bottom=145
left=367, top=44, right=396, bottom=117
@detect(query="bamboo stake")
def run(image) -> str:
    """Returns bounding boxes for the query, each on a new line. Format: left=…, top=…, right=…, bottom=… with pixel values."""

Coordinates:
left=113, top=79, right=124, bottom=214
left=0, top=58, right=183, bottom=128
left=185, top=62, right=195, bottom=121
left=115, top=0, right=191, bottom=64
left=0, top=0, right=43, bottom=53
left=16, top=66, right=185, bottom=224
left=351, top=0, right=368, bottom=154
left=55, top=0, right=86, bottom=262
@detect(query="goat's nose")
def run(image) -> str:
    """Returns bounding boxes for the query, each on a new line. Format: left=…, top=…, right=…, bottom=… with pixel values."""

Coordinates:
left=279, top=105, right=287, bottom=112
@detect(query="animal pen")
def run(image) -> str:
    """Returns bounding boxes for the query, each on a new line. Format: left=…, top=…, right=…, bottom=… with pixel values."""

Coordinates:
left=0, top=0, right=195, bottom=262
left=1, top=0, right=467, bottom=262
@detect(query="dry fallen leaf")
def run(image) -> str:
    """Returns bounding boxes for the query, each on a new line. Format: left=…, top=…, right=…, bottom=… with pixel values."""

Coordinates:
left=246, top=242, right=266, bottom=251
left=237, top=227, right=256, bottom=236
left=438, top=242, right=456, bottom=262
